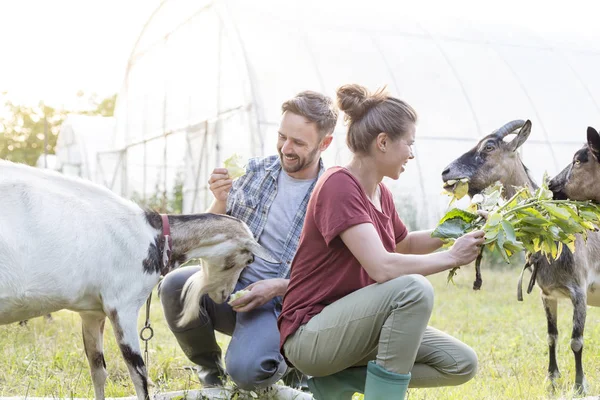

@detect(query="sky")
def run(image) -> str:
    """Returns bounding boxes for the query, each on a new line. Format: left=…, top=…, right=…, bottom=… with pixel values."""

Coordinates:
left=0, top=0, right=160, bottom=108
left=0, top=0, right=599, bottom=109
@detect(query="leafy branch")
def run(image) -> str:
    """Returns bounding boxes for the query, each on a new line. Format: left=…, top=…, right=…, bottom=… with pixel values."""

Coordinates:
left=434, top=177, right=600, bottom=285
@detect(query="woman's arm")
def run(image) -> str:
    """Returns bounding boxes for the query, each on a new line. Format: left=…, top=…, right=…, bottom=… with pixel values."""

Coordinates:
left=395, top=230, right=444, bottom=254
left=340, top=223, right=483, bottom=283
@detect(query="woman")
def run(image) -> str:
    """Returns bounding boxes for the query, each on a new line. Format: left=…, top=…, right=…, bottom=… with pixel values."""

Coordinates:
left=278, top=84, right=485, bottom=400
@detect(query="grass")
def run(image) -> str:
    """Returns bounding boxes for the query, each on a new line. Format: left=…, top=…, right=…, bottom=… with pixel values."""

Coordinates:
left=1, top=267, right=599, bottom=399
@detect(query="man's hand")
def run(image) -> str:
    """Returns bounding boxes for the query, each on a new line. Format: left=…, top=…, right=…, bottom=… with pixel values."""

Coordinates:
left=208, top=168, right=232, bottom=202
left=230, top=278, right=288, bottom=313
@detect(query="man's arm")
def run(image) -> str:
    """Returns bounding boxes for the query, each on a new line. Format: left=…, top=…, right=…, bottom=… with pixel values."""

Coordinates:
left=206, top=199, right=227, bottom=214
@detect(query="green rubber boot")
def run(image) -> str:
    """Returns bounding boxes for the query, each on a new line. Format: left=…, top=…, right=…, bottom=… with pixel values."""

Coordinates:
left=364, top=361, right=411, bottom=400
left=307, top=366, right=367, bottom=400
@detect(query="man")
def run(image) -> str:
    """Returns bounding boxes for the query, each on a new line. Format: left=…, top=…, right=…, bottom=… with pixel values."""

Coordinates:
left=160, top=90, right=338, bottom=393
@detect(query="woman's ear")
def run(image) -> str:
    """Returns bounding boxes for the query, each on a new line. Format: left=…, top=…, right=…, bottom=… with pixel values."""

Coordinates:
left=376, top=132, right=388, bottom=152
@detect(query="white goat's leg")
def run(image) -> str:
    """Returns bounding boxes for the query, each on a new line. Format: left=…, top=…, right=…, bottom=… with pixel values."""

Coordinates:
left=80, top=312, right=108, bottom=400
left=107, top=308, right=149, bottom=400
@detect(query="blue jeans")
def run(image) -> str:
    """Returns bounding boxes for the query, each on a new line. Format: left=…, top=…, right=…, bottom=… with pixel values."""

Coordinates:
left=159, top=266, right=288, bottom=390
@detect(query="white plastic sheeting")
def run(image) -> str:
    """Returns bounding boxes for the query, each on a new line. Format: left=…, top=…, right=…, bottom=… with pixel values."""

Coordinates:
left=54, top=115, right=116, bottom=182
left=110, top=0, right=600, bottom=227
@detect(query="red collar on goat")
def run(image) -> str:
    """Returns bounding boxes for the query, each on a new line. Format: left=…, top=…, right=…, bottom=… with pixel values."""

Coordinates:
left=160, top=214, right=173, bottom=275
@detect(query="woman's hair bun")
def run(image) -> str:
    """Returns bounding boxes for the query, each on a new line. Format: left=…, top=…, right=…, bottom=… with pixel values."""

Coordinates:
left=336, top=84, right=387, bottom=122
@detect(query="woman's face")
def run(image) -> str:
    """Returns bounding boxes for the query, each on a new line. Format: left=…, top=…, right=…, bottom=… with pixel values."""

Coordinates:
left=379, top=124, right=416, bottom=180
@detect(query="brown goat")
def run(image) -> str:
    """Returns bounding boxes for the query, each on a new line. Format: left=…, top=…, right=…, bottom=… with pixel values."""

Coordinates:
left=442, top=121, right=600, bottom=394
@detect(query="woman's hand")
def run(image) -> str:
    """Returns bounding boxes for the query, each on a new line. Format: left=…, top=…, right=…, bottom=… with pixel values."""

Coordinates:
left=447, top=230, right=485, bottom=268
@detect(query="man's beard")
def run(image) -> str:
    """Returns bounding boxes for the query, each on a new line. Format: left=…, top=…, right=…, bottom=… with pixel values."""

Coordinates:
left=278, top=145, right=320, bottom=174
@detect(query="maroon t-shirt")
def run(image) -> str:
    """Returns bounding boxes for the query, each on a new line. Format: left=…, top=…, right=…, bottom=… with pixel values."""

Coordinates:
left=278, top=167, right=408, bottom=354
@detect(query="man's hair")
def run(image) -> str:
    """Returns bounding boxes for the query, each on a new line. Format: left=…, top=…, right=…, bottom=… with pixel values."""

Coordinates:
left=281, top=91, right=339, bottom=138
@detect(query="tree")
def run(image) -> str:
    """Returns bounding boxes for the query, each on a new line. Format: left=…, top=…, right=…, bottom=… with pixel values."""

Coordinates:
left=0, top=101, right=68, bottom=166
left=80, top=93, right=117, bottom=117
left=0, top=93, right=117, bottom=166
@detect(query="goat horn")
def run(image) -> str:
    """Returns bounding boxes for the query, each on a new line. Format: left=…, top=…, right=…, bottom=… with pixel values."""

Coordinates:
left=493, top=120, right=526, bottom=138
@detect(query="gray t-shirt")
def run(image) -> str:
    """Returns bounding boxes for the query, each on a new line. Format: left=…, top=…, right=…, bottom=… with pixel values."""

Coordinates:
left=239, top=171, right=316, bottom=286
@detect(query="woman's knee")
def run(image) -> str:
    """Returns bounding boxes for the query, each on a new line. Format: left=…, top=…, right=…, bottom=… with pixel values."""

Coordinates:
left=455, top=345, right=478, bottom=384
left=388, top=274, right=434, bottom=312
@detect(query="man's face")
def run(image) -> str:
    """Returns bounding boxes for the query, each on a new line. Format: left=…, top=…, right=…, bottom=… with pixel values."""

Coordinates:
left=277, top=111, right=323, bottom=174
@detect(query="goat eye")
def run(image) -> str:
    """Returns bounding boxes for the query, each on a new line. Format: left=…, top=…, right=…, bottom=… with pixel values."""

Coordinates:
left=574, top=159, right=581, bottom=166
left=484, top=144, right=494, bottom=152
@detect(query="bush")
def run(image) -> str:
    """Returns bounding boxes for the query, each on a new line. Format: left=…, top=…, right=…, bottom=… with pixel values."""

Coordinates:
left=131, top=173, right=184, bottom=214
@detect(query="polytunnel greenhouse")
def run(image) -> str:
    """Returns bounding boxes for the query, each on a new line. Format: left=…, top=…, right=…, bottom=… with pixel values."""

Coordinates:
left=99, top=0, right=600, bottom=229
left=55, top=115, right=115, bottom=181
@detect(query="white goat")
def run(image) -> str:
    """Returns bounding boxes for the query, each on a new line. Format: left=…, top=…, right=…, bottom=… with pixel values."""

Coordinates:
left=0, top=159, right=275, bottom=400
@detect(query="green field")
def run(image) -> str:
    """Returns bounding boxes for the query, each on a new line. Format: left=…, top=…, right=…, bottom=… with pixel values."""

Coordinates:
left=1, top=267, right=599, bottom=399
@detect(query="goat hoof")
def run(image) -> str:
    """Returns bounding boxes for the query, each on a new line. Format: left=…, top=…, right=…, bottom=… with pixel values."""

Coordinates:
left=574, top=379, right=588, bottom=396
left=545, top=373, right=561, bottom=393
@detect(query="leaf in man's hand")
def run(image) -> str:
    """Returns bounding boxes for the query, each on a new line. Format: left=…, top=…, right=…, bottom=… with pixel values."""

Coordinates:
left=223, top=153, right=246, bottom=179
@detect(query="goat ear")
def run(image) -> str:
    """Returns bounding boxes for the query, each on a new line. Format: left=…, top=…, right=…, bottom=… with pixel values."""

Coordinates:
left=247, top=240, right=278, bottom=263
left=587, top=126, right=600, bottom=163
left=506, top=119, right=532, bottom=152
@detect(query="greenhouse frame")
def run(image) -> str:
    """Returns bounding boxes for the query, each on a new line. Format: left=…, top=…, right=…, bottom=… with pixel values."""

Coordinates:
left=73, top=0, right=600, bottom=229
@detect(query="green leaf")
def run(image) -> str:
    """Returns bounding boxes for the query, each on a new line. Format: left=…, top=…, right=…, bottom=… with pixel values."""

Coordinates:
left=542, top=203, right=571, bottom=220
left=454, top=181, right=469, bottom=200
left=542, top=237, right=558, bottom=260
left=503, top=240, right=524, bottom=254
left=447, top=267, right=460, bottom=284
left=580, top=211, right=600, bottom=223
left=516, top=226, right=546, bottom=235
left=497, top=230, right=506, bottom=251
left=515, top=207, right=545, bottom=219
left=548, top=225, right=561, bottom=240
left=432, top=209, right=479, bottom=239
left=496, top=238, right=510, bottom=263
left=501, top=221, right=517, bottom=243
left=223, top=153, right=247, bottom=179
left=481, top=183, right=503, bottom=210
left=432, top=217, right=472, bottom=239
left=486, top=212, right=502, bottom=227
left=484, top=228, right=499, bottom=242
left=536, top=186, right=553, bottom=200
left=520, top=216, right=549, bottom=226
left=533, top=237, right=541, bottom=252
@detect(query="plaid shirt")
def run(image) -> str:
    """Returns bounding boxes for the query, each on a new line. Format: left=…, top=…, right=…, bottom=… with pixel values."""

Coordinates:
left=226, top=155, right=325, bottom=279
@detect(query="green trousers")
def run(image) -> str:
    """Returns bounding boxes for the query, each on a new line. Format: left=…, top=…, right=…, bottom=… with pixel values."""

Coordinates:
left=284, top=275, right=477, bottom=388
